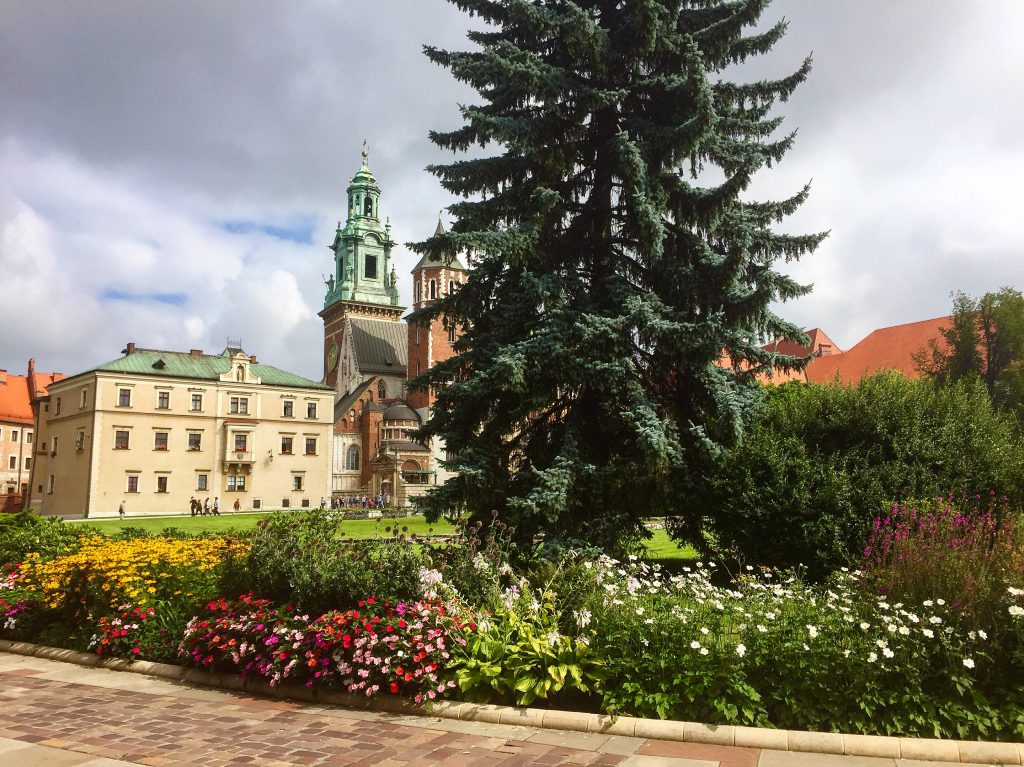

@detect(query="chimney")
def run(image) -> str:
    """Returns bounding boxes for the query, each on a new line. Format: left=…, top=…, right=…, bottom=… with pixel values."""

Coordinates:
left=0, top=369, right=6, bottom=384
left=123, top=342, right=136, bottom=355
left=249, top=355, right=257, bottom=364
left=27, top=357, right=35, bottom=375
left=190, top=349, right=204, bottom=357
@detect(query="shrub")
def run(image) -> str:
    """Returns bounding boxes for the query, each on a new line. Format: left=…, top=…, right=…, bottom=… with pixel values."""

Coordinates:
left=695, top=374, right=1024, bottom=577
left=244, top=510, right=423, bottom=615
left=863, top=493, right=1024, bottom=631
left=0, top=511, right=89, bottom=565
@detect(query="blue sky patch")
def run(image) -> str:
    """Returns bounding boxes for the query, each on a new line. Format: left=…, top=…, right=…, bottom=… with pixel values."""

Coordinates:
left=221, top=214, right=317, bottom=244
left=101, top=289, right=187, bottom=306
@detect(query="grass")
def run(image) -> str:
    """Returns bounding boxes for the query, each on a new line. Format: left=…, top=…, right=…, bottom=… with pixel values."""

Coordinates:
left=70, top=512, right=456, bottom=538
left=69, top=512, right=701, bottom=561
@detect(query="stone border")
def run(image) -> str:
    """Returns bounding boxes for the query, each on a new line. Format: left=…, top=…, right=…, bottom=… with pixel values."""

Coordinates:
left=2, top=639, right=1022, bottom=765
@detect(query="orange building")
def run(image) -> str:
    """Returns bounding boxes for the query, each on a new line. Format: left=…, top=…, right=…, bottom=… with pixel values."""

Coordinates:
left=0, top=359, right=65, bottom=510
left=759, top=317, right=951, bottom=385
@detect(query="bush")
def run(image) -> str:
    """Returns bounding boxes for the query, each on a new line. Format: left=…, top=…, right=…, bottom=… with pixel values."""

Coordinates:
left=244, top=510, right=423, bottom=615
left=0, top=511, right=89, bottom=565
left=695, top=374, right=1024, bottom=577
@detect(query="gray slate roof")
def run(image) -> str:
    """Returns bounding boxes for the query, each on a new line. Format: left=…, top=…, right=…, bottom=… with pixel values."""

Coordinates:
left=350, top=318, right=408, bottom=375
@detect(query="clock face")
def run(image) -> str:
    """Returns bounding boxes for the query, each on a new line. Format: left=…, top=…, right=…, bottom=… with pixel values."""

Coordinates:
left=327, top=342, right=340, bottom=372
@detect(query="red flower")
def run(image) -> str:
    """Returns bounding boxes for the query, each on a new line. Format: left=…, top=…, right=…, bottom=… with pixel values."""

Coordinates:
left=390, top=682, right=399, bottom=694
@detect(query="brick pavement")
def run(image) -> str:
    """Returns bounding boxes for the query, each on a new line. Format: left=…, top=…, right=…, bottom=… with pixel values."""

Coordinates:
left=0, top=652, right=997, bottom=766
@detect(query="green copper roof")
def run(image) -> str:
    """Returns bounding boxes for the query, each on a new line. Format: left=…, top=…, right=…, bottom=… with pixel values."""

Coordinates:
left=87, top=348, right=331, bottom=390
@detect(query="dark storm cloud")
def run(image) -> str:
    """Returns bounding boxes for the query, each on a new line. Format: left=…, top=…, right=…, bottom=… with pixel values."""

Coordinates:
left=1, top=0, right=1022, bottom=378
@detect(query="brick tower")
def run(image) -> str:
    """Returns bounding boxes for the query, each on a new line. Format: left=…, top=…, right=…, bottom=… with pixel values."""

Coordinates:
left=406, top=217, right=467, bottom=410
left=319, top=148, right=403, bottom=391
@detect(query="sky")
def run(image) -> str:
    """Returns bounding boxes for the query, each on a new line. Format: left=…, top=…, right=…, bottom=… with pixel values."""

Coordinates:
left=1, top=0, right=1022, bottom=381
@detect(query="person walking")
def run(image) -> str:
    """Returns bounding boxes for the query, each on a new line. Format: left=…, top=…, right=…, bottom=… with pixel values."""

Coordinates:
left=190, top=497, right=197, bottom=517
left=203, top=497, right=210, bottom=516
left=233, top=498, right=241, bottom=513
left=118, top=501, right=125, bottom=520
left=213, top=497, right=220, bottom=516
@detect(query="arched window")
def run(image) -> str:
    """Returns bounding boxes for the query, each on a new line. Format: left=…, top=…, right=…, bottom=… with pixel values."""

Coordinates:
left=364, top=197, right=373, bottom=217
left=349, top=409, right=356, bottom=421
left=377, top=380, right=386, bottom=399
left=236, top=365, right=245, bottom=382
left=401, top=459, right=422, bottom=484
left=346, top=445, right=360, bottom=470
left=429, top=280, right=436, bottom=299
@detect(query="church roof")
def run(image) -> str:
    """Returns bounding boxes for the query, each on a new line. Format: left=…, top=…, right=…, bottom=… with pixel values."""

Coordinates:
left=349, top=318, right=408, bottom=375
left=412, top=218, right=468, bottom=272
left=335, top=379, right=373, bottom=423
left=68, top=348, right=331, bottom=390
left=383, top=402, right=421, bottom=423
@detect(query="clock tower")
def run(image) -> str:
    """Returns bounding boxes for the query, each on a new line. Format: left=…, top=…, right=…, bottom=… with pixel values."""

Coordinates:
left=320, top=148, right=404, bottom=391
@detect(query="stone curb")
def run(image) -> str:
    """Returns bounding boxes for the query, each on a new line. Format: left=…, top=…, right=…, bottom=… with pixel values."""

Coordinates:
left=2, top=639, right=1022, bottom=765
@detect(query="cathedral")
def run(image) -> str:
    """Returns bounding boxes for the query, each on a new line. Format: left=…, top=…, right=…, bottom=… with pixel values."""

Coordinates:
left=320, top=150, right=465, bottom=504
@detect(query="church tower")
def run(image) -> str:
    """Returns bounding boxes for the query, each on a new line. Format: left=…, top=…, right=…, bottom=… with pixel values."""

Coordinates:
left=406, top=216, right=467, bottom=410
left=320, top=149, right=403, bottom=390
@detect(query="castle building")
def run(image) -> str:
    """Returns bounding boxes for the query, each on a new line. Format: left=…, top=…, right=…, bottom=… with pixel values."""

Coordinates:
left=324, top=152, right=464, bottom=503
left=27, top=346, right=332, bottom=518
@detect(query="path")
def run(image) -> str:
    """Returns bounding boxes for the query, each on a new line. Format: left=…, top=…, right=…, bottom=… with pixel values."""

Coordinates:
left=0, top=652, right=996, bottom=767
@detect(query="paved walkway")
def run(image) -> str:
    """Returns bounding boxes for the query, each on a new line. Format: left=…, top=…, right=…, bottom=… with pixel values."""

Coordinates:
left=0, top=652, right=998, bottom=767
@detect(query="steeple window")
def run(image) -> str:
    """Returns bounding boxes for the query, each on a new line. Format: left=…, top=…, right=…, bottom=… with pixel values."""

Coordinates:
left=364, top=197, right=374, bottom=217
left=365, top=254, right=378, bottom=279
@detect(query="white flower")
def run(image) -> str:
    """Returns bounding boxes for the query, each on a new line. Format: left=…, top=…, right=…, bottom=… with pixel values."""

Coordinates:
left=1009, top=605, right=1024, bottom=618
left=859, top=622, right=870, bottom=631
left=928, top=616, right=942, bottom=625
left=882, top=647, right=894, bottom=659
left=843, top=649, right=851, bottom=658
left=1008, top=586, right=1024, bottom=597
left=757, top=625, right=768, bottom=633
left=867, top=652, right=878, bottom=663
left=978, top=630, right=987, bottom=640
left=963, top=658, right=975, bottom=669
left=635, top=606, right=645, bottom=616
left=936, top=598, right=945, bottom=606
left=806, top=625, right=819, bottom=638
left=575, top=610, right=592, bottom=629
left=690, top=641, right=701, bottom=650
left=922, top=628, right=935, bottom=638
left=735, top=643, right=746, bottom=657
left=923, top=600, right=934, bottom=607
left=699, top=647, right=709, bottom=656
left=765, top=612, right=777, bottom=621
left=545, top=630, right=562, bottom=646
left=898, top=626, right=910, bottom=636
left=700, top=626, right=710, bottom=635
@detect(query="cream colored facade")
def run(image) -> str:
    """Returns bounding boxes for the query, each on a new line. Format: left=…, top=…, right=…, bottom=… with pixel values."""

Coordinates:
left=29, top=348, right=333, bottom=518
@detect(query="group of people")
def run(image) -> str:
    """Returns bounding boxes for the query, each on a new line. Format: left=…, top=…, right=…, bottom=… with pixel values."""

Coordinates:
left=190, top=496, right=220, bottom=516
left=330, top=494, right=390, bottom=510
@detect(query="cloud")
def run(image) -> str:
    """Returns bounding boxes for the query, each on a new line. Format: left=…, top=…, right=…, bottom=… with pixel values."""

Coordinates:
left=0, top=0, right=1022, bottom=378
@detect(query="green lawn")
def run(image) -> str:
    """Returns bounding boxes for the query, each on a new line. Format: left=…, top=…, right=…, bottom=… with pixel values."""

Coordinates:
left=68, top=512, right=699, bottom=561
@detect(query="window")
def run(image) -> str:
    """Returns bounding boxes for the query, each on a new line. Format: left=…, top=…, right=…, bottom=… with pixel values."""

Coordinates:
left=156, top=475, right=169, bottom=493
left=252, top=499, right=262, bottom=510
left=118, top=388, right=131, bottom=407
left=292, top=475, right=304, bottom=491
left=236, top=364, right=245, bottom=382
left=51, top=436, right=59, bottom=456
left=282, top=400, right=294, bottom=418
left=280, top=436, right=293, bottom=455
left=127, top=475, right=139, bottom=493
left=282, top=499, right=291, bottom=509
left=229, top=396, right=249, bottom=415
left=448, top=325, right=457, bottom=344
left=234, top=433, right=247, bottom=452
left=191, top=393, right=203, bottom=411
left=377, top=380, right=386, bottom=399
left=76, top=431, right=85, bottom=451
left=10, top=429, right=19, bottom=443
left=114, top=430, right=130, bottom=450
left=187, top=433, right=202, bottom=452
left=25, top=431, right=32, bottom=444
left=80, top=389, right=88, bottom=408
left=47, top=475, right=55, bottom=494
left=154, top=432, right=168, bottom=451
left=345, top=445, right=360, bottom=470
left=227, top=475, right=246, bottom=492
left=305, top=437, right=317, bottom=455
left=306, top=402, right=317, bottom=419
left=55, top=397, right=61, bottom=415
left=157, top=391, right=170, bottom=409
left=7, top=456, right=14, bottom=470
left=24, top=456, right=31, bottom=470
left=196, top=474, right=208, bottom=491
left=449, top=280, right=455, bottom=294
left=429, top=280, right=436, bottom=299
left=365, top=254, right=377, bottom=279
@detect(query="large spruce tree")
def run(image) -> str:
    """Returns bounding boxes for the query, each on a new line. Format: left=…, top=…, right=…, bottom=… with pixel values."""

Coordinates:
left=409, top=0, right=825, bottom=550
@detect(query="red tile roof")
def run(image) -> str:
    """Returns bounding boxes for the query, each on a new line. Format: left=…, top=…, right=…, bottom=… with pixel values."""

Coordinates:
left=0, top=373, right=33, bottom=425
left=805, top=316, right=950, bottom=385
left=763, top=327, right=843, bottom=359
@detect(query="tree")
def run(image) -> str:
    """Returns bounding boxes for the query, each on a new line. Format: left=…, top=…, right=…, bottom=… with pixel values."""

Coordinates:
left=410, top=0, right=825, bottom=551
left=915, top=287, right=1024, bottom=412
